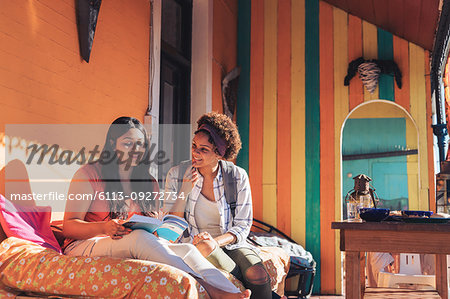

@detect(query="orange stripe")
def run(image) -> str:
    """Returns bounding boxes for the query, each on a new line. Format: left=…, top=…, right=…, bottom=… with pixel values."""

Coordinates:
left=393, top=36, right=410, bottom=111
left=348, top=14, right=363, bottom=111
left=319, top=1, right=335, bottom=293
left=249, top=0, right=264, bottom=221
left=277, top=0, right=291, bottom=235
left=425, top=51, right=436, bottom=211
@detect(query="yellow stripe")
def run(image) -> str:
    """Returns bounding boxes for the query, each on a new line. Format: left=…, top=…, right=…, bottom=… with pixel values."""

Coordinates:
left=333, top=7, right=348, bottom=295
left=362, top=21, right=379, bottom=100
left=350, top=102, right=406, bottom=118
left=263, top=0, right=277, bottom=227
left=409, top=43, right=429, bottom=210
left=291, top=0, right=306, bottom=246
left=406, top=117, right=419, bottom=210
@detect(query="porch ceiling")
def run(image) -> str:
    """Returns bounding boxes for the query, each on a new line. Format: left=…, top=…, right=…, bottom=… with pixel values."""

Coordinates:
left=322, top=0, right=441, bottom=51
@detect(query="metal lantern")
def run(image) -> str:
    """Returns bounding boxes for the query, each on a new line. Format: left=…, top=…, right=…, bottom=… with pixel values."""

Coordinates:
left=345, top=174, right=379, bottom=208
left=436, top=173, right=450, bottom=214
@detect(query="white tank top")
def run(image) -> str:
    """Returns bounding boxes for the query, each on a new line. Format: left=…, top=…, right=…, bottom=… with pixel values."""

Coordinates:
left=194, top=192, right=222, bottom=238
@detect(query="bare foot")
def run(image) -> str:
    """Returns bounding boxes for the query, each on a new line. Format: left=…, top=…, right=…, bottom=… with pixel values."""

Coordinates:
left=196, top=278, right=251, bottom=299
left=208, top=288, right=251, bottom=299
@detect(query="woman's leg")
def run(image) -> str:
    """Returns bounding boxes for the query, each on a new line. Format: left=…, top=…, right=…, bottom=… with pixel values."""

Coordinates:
left=168, top=242, right=242, bottom=293
left=225, top=247, right=273, bottom=299
left=65, top=230, right=200, bottom=277
left=65, top=230, right=251, bottom=298
left=197, top=241, right=242, bottom=279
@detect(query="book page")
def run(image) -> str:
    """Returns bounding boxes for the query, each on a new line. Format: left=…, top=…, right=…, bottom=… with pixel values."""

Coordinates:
left=123, top=214, right=162, bottom=233
left=157, top=215, right=188, bottom=242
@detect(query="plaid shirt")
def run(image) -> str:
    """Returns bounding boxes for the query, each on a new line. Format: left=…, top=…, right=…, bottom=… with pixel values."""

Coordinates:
left=165, top=161, right=253, bottom=250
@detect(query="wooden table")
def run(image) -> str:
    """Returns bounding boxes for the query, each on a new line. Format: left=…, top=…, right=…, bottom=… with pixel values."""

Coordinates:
left=332, top=220, right=450, bottom=299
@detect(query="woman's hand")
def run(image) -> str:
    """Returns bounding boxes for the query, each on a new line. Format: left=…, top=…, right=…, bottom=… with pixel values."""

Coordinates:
left=192, top=231, right=215, bottom=245
left=102, top=219, right=131, bottom=240
left=180, top=167, right=199, bottom=195
left=193, top=232, right=218, bottom=257
left=148, top=209, right=167, bottom=220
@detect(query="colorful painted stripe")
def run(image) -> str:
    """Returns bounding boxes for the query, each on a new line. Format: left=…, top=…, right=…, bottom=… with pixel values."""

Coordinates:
left=348, top=15, right=363, bottom=111
left=236, top=0, right=251, bottom=172
left=425, top=51, right=436, bottom=211
left=262, top=0, right=277, bottom=227
left=319, top=1, right=335, bottom=293
left=409, top=43, right=429, bottom=211
left=333, top=7, right=348, bottom=294
left=291, top=0, right=306, bottom=249
left=377, top=28, right=394, bottom=101
left=362, top=20, right=379, bottom=100
left=249, top=0, right=264, bottom=221
left=305, top=0, right=321, bottom=293
left=277, top=0, right=291, bottom=235
left=393, top=36, right=410, bottom=111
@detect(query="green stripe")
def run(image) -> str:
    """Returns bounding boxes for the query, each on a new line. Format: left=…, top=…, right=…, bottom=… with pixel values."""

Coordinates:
left=377, top=28, right=394, bottom=101
left=305, top=0, right=321, bottom=294
left=236, top=0, right=250, bottom=172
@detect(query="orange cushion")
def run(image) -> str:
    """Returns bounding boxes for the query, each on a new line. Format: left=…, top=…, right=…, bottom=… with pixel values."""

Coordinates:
left=0, top=237, right=210, bottom=298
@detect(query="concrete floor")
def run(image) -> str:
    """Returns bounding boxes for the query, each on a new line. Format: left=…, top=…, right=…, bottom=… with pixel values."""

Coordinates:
left=310, top=296, right=344, bottom=299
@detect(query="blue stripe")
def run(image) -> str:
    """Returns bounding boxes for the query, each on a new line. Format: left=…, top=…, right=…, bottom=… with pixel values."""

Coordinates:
left=377, top=28, right=394, bottom=101
left=305, top=0, right=321, bottom=293
left=236, top=0, right=251, bottom=172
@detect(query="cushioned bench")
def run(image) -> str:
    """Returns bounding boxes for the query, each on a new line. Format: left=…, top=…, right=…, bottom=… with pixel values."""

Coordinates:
left=0, top=196, right=290, bottom=298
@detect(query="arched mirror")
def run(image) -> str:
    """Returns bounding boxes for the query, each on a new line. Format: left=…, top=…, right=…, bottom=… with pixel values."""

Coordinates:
left=341, top=100, right=419, bottom=217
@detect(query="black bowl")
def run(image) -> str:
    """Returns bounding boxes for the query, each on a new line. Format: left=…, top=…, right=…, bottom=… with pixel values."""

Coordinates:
left=359, top=208, right=390, bottom=222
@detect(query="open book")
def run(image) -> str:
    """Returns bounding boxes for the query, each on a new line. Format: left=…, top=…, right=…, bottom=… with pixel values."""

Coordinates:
left=123, top=214, right=188, bottom=243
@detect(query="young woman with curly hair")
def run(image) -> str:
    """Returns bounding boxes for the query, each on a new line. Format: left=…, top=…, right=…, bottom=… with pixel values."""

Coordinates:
left=166, top=112, right=275, bottom=299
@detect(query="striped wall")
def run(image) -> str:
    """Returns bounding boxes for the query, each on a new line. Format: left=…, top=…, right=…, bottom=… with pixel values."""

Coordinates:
left=237, top=0, right=435, bottom=294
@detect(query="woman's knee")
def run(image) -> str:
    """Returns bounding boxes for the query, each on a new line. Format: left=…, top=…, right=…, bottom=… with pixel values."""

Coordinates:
left=126, top=229, right=156, bottom=243
left=244, top=264, right=270, bottom=285
left=195, top=240, right=216, bottom=257
left=126, top=230, right=159, bottom=256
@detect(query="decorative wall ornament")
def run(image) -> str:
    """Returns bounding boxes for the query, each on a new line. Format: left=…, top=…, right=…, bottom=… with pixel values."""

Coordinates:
left=76, top=0, right=102, bottom=63
left=344, top=57, right=402, bottom=94
left=222, top=67, right=241, bottom=119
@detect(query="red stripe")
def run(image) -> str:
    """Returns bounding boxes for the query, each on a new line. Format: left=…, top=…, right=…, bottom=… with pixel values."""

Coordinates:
left=319, top=1, right=335, bottom=293
left=425, top=51, right=436, bottom=211
left=348, top=14, right=363, bottom=111
left=277, top=0, right=291, bottom=236
left=393, top=36, right=410, bottom=111
left=249, top=0, right=264, bottom=221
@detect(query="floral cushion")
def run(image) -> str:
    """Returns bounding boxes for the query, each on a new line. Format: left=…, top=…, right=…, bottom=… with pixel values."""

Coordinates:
left=0, top=237, right=209, bottom=298
left=0, top=237, right=289, bottom=298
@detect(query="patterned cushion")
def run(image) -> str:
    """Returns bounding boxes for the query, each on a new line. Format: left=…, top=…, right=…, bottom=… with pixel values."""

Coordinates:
left=0, top=237, right=289, bottom=298
left=0, top=237, right=209, bottom=298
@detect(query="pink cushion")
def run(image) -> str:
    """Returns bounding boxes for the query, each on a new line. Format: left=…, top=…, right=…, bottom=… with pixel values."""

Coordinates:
left=0, top=194, right=62, bottom=253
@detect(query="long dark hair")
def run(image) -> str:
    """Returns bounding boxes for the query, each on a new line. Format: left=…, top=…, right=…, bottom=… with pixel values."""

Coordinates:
left=99, top=116, right=158, bottom=219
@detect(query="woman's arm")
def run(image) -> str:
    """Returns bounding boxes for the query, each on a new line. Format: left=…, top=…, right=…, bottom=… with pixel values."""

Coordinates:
left=62, top=169, right=129, bottom=240
left=193, top=231, right=237, bottom=247
left=166, top=166, right=197, bottom=217
left=214, top=232, right=236, bottom=247
left=224, top=169, right=253, bottom=244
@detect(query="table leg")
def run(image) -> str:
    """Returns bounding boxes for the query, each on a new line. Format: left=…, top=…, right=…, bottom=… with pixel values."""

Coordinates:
left=360, top=253, right=366, bottom=294
left=346, top=251, right=361, bottom=299
left=435, top=254, right=448, bottom=299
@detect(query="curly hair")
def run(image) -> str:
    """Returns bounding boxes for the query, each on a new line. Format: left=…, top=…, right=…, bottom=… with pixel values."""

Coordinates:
left=195, top=112, right=242, bottom=160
